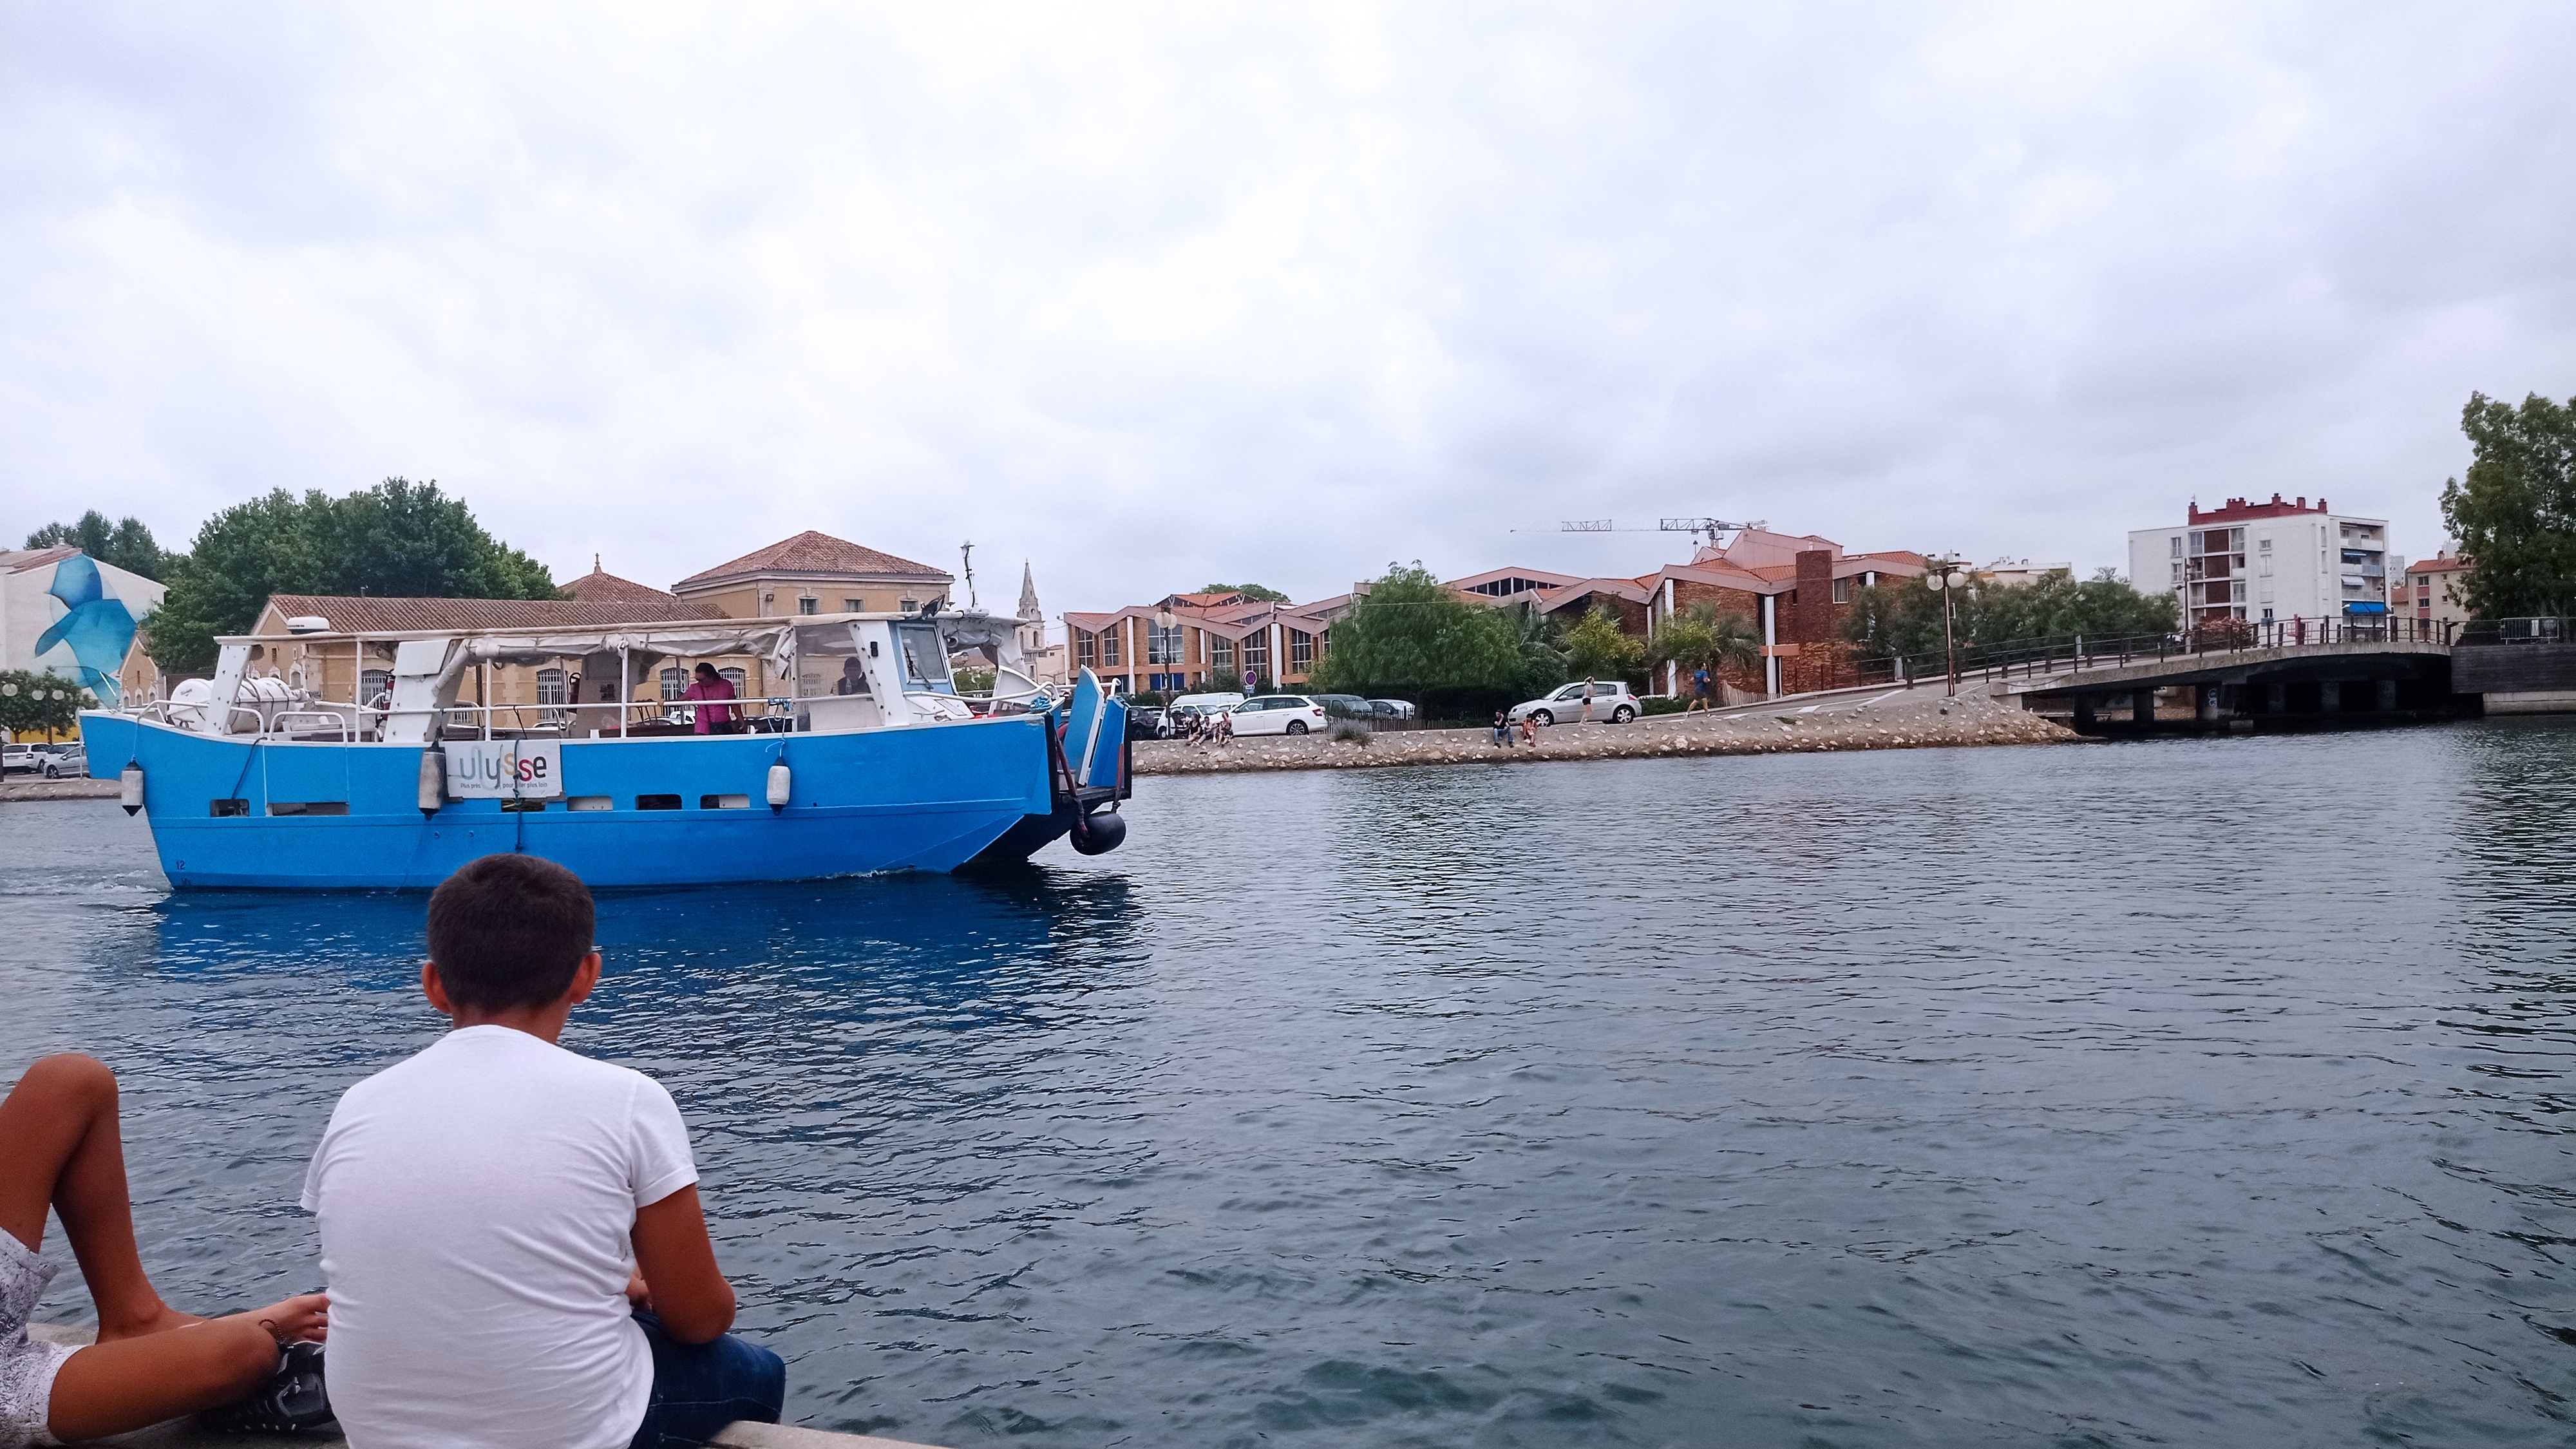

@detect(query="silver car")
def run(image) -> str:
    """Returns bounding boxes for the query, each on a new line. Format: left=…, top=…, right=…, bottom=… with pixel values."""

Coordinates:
left=1510, top=681, right=1639, bottom=725
left=34, top=741, right=88, bottom=779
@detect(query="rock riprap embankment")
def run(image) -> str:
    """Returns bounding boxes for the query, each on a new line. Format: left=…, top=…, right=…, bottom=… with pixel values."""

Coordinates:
left=1133, top=685, right=2078, bottom=775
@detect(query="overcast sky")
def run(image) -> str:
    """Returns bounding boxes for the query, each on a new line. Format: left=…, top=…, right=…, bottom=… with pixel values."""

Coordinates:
left=5, top=3, right=2571, bottom=611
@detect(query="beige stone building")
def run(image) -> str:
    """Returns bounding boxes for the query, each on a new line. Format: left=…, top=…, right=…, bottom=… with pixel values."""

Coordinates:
left=671, top=531, right=952, bottom=621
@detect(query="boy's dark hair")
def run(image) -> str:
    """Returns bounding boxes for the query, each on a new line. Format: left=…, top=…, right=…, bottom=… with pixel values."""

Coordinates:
left=426, top=853, right=596, bottom=1010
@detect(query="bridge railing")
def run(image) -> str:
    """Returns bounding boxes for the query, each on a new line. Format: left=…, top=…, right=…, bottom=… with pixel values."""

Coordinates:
left=2454, top=616, right=2569, bottom=647
left=1847, top=614, right=2455, bottom=690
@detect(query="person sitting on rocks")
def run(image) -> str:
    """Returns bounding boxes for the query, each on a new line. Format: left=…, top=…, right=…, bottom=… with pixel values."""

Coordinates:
left=1492, top=710, right=1511, bottom=747
left=1, top=1054, right=331, bottom=1446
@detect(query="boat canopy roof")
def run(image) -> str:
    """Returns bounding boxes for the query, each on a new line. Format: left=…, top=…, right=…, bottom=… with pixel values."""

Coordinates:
left=216, top=612, right=952, bottom=682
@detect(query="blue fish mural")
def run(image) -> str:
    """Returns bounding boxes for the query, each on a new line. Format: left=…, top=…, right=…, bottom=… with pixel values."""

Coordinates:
left=34, top=554, right=137, bottom=707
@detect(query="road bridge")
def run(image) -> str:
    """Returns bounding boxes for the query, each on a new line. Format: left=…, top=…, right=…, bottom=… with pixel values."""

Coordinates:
left=1978, top=636, right=2465, bottom=735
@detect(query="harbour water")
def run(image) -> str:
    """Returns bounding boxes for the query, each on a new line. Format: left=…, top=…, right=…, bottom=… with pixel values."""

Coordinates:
left=5, top=720, right=2574, bottom=1447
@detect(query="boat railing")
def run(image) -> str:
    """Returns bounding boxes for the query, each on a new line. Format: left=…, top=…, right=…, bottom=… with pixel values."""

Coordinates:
left=125, top=687, right=1025, bottom=741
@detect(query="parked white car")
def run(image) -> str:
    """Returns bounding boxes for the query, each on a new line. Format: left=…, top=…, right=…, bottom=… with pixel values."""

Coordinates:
left=1, top=744, right=41, bottom=775
left=1510, top=681, right=1640, bottom=725
left=1224, top=694, right=1330, bottom=735
left=1168, top=692, right=1246, bottom=715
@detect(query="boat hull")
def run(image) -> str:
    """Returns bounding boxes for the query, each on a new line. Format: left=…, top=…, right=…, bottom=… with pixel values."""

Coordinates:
left=80, top=713, right=1060, bottom=889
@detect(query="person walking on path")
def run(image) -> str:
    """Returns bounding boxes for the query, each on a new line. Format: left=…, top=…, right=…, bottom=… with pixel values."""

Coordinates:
left=681, top=663, right=740, bottom=735
left=1688, top=666, right=1714, bottom=712
left=1579, top=678, right=1597, bottom=724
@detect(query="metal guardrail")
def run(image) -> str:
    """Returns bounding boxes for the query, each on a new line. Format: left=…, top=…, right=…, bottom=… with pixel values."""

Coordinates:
left=2455, top=616, right=2570, bottom=647
left=1850, top=615, right=2457, bottom=691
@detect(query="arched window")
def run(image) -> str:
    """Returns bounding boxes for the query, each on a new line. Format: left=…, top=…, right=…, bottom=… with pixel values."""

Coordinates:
left=660, top=667, right=685, bottom=701
left=719, top=667, right=746, bottom=695
left=536, top=668, right=568, bottom=706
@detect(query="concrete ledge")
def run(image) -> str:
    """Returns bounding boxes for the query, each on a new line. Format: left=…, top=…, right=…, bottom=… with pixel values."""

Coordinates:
left=2483, top=690, right=2576, bottom=715
left=32, top=1325, right=945, bottom=1449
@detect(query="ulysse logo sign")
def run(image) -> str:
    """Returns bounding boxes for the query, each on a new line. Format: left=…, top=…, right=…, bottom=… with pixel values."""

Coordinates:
left=444, top=741, right=564, bottom=799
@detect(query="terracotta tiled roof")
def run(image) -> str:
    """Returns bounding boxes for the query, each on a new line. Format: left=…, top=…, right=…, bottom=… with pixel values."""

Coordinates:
left=564, top=566, right=680, bottom=605
left=252, top=594, right=704, bottom=636
left=674, top=531, right=949, bottom=591
left=0, top=546, right=79, bottom=574
left=2405, top=555, right=2470, bottom=574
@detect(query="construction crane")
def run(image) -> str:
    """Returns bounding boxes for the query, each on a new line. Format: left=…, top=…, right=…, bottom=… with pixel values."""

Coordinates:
left=1549, top=517, right=1763, bottom=546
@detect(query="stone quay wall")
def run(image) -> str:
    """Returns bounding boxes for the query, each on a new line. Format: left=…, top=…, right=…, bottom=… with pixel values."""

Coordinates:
left=1133, top=687, right=2079, bottom=776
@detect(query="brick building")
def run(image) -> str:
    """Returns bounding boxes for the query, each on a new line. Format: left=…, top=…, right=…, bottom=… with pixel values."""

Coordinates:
left=1621, top=529, right=1927, bottom=696
left=1068, top=529, right=1923, bottom=701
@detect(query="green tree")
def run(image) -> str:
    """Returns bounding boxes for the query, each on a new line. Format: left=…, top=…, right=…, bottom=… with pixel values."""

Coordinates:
left=1198, top=582, right=1290, bottom=603
left=1, top=670, right=87, bottom=739
left=1649, top=601, right=1759, bottom=684
left=1839, top=569, right=2175, bottom=666
left=25, top=512, right=175, bottom=582
left=1307, top=562, right=1524, bottom=714
left=151, top=479, right=560, bottom=670
left=2439, top=391, right=2576, bottom=619
left=1562, top=605, right=1646, bottom=684
left=1499, top=600, right=1569, bottom=699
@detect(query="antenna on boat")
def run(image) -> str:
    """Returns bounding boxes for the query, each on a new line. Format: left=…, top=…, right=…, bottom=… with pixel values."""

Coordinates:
left=960, top=540, right=978, bottom=608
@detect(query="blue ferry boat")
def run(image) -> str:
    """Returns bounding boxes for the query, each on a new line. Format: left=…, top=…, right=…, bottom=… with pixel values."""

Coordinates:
left=79, top=612, right=1130, bottom=889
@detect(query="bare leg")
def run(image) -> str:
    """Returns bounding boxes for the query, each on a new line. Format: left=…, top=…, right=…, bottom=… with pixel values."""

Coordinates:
left=2, top=1056, right=331, bottom=1439
left=47, top=1294, right=328, bottom=1443
left=0, top=1053, right=196, bottom=1338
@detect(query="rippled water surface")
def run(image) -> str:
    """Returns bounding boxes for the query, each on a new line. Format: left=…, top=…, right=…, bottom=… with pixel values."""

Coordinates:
left=7, top=723, right=2576, bottom=1447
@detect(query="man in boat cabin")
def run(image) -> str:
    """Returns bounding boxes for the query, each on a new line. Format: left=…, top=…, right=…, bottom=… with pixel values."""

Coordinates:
left=301, top=854, right=785, bottom=1448
left=681, top=663, right=741, bottom=735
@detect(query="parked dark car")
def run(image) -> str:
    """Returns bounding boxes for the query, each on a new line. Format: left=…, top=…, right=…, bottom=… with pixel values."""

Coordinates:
left=1312, top=694, right=1376, bottom=721
left=1125, top=706, right=1166, bottom=741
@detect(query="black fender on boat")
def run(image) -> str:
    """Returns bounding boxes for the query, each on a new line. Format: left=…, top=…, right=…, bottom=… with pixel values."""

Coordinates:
left=1071, top=806, right=1126, bottom=855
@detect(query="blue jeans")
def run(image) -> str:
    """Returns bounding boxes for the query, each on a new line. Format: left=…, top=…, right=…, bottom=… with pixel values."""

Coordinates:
left=628, top=1311, right=787, bottom=1449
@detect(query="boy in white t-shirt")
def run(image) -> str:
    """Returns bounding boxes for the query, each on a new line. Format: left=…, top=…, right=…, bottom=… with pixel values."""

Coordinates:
left=303, top=854, right=784, bottom=1449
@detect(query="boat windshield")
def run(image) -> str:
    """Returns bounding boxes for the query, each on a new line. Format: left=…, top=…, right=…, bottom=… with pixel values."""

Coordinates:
left=896, top=623, right=954, bottom=692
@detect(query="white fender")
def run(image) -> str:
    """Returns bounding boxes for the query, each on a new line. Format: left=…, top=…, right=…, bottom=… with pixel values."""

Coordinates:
left=766, top=762, right=791, bottom=809
left=418, top=748, right=444, bottom=815
left=119, top=763, right=143, bottom=817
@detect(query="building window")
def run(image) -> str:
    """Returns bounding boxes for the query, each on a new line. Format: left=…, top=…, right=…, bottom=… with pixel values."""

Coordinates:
left=844, top=598, right=864, bottom=612
left=1076, top=630, right=1098, bottom=667
left=1831, top=577, right=1851, bottom=604
left=798, top=597, right=819, bottom=616
left=1101, top=629, right=1121, bottom=666
left=2170, top=536, right=2184, bottom=558
left=900, top=598, right=920, bottom=615
left=2259, top=537, right=2273, bottom=552
left=1289, top=629, right=1314, bottom=672
left=1209, top=634, right=1234, bottom=668
left=361, top=668, right=390, bottom=703
left=660, top=667, right=686, bottom=700
left=719, top=668, right=746, bottom=695
left=1244, top=630, right=1268, bottom=672
left=536, top=668, right=569, bottom=706
left=1148, top=623, right=1184, bottom=665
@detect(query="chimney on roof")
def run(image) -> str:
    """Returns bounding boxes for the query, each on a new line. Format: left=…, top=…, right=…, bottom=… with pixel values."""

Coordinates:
left=2318, top=497, right=2327, bottom=511
left=2295, top=497, right=2305, bottom=509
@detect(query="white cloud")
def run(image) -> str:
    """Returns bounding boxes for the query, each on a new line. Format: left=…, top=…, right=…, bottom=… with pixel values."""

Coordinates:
left=5, top=1, right=2571, bottom=609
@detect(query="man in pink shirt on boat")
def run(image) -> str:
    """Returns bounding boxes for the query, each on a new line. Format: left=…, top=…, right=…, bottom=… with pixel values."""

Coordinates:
left=681, top=663, right=740, bottom=735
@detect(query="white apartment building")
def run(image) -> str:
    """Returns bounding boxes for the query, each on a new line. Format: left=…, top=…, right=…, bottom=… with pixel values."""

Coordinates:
left=2127, top=495, right=2391, bottom=630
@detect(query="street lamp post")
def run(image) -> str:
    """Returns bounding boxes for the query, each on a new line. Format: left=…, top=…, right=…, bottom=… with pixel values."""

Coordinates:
left=1924, top=557, right=1971, bottom=697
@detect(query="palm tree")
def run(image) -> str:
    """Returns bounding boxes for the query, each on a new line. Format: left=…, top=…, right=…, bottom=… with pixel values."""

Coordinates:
left=1651, top=600, right=1759, bottom=680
